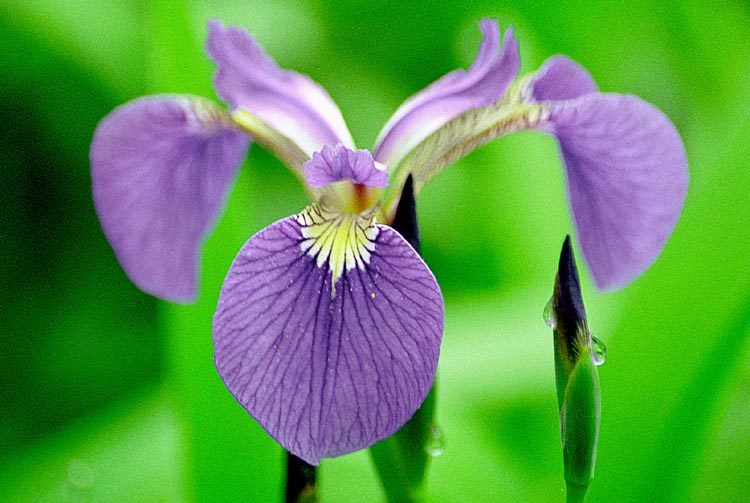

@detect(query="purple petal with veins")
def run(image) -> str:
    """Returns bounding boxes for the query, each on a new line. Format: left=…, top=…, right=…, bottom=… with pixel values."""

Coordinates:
left=303, top=144, right=388, bottom=188
left=90, top=95, right=249, bottom=302
left=373, top=19, right=519, bottom=167
left=527, top=55, right=598, bottom=101
left=213, top=212, right=443, bottom=464
left=390, top=51, right=688, bottom=289
left=542, top=93, right=688, bottom=290
left=206, top=19, right=354, bottom=156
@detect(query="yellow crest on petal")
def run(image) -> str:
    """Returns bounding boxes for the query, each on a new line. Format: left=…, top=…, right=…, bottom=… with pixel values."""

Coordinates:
left=296, top=204, right=379, bottom=295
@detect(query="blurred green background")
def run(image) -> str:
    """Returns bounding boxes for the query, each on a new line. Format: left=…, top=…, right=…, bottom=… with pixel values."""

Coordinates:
left=1, top=0, right=748, bottom=501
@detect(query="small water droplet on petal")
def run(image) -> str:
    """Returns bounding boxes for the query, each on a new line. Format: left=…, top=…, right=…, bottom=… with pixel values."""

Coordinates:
left=425, top=423, right=445, bottom=457
left=591, top=335, right=607, bottom=366
left=543, top=297, right=557, bottom=328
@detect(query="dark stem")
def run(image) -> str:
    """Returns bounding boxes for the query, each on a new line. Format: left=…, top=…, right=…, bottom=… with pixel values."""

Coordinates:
left=285, top=452, right=317, bottom=503
left=391, top=174, right=420, bottom=252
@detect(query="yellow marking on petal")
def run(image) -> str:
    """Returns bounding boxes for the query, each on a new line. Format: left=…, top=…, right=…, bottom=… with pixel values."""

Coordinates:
left=296, top=203, right=379, bottom=296
left=381, top=78, right=550, bottom=220
left=179, top=96, right=234, bottom=132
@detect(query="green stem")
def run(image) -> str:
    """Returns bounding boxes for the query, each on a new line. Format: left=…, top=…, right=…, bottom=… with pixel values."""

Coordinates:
left=369, top=437, right=415, bottom=503
left=565, top=482, right=588, bottom=503
left=369, top=384, right=436, bottom=503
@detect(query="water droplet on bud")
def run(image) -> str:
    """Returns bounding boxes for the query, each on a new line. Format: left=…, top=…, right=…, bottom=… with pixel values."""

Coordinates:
left=425, top=423, right=445, bottom=457
left=543, top=297, right=557, bottom=328
left=591, top=335, right=607, bottom=366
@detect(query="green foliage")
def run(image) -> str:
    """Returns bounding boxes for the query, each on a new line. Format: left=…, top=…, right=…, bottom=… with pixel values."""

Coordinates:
left=1, top=1, right=749, bottom=502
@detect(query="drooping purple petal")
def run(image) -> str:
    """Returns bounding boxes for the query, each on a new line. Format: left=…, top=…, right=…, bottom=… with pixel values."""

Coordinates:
left=303, top=144, right=388, bottom=188
left=374, top=19, right=519, bottom=168
left=545, top=93, right=688, bottom=290
left=386, top=49, right=688, bottom=289
left=213, top=211, right=444, bottom=465
left=527, top=55, right=598, bottom=102
left=90, top=95, right=250, bottom=302
left=206, top=19, right=354, bottom=158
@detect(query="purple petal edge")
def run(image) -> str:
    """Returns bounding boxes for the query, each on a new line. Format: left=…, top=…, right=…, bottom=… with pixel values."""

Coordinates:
left=303, top=144, right=388, bottom=188
left=213, top=215, right=444, bottom=464
left=373, top=19, right=520, bottom=166
left=206, top=19, right=354, bottom=155
left=91, top=95, right=249, bottom=302
left=547, top=93, right=688, bottom=290
left=529, top=55, right=598, bottom=102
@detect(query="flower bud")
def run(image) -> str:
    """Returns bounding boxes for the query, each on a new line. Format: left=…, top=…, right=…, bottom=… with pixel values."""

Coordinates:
left=551, top=236, right=602, bottom=501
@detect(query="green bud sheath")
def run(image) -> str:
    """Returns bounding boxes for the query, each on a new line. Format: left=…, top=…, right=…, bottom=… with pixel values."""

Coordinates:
left=561, top=345, right=601, bottom=490
left=551, top=236, right=602, bottom=502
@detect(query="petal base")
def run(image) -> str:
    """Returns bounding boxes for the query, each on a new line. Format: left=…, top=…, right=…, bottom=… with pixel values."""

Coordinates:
left=213, top=213, right=444, bottom=464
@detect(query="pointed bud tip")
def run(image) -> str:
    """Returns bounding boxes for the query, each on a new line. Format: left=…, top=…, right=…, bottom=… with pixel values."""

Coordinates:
left=556, top=235, right=587, bottom=327
left=552, top=235, right=590, bottom=379
left=391, top=174, right=420, bottom=253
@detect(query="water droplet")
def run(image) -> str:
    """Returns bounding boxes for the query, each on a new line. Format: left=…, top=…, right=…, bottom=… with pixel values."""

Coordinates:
left=591, top=335, right=607, bottom=366
left=67, top=459, right=95, bottom=488
left=370, top=292, right=376, bottom=299
left=425, top=423, right=445, bottom=457
left=543, top=297, right=556, bottom=328
left=61, top=459, right=95, bottom=502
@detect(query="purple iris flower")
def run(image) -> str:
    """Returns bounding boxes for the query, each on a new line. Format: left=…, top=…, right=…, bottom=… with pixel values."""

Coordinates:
left=90, top=19, right=687, bottom=464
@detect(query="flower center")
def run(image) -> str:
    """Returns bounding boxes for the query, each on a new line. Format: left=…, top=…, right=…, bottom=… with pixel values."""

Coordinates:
left=296, top=203, right=379, bottom=295
left=302, top=143, right=388, bottom=214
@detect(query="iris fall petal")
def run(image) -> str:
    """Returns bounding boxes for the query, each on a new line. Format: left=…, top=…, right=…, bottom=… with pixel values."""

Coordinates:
left=543, top=93, right=688, bottom=290
left=527, top=55, right=598, bottom=101
left=90, top=95, right=249, bottom=302
left=389, top=53, right=687, bottom=290
left=213, top=209, right=444, bottom=464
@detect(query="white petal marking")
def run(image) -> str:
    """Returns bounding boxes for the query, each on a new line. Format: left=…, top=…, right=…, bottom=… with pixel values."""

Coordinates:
left=295, top=204, right=380, bottom=296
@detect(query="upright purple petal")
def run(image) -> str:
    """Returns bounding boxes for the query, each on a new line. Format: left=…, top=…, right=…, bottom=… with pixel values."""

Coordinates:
left=213, top=209, right=444, bottom=465
left=206, top=19, right=354, bottom=157
left=91, top=95, right=250, bottom=302
left=374, top=19, right=519, bottom=167
left=303, top=144, right=388, bottom=188
left=545, top=94, right=688, bottom=290
left=527, top=55, right=598, bottom=101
